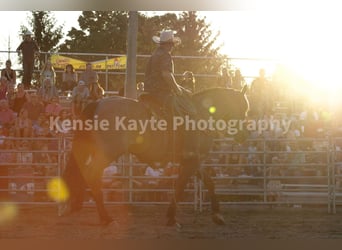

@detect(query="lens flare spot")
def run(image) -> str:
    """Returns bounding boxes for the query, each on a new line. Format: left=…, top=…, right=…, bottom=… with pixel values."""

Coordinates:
left=0, top=203, right=18, bottom=224
left=136, top=135, right=144, bottom=144
left=209, top=106, right=216, bottom=114
left=47, top=178, right=69, bottom=202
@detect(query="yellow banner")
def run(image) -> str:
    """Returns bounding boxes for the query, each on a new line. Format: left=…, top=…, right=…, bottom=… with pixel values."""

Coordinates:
left=91, top=56, right=126, bottom=70
left=50, top=55, right=127, bottom=70
left=50, top=54, right=87, bottom=70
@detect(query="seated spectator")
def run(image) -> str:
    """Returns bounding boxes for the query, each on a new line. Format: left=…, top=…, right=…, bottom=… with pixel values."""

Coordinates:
left=45, top=96, right=63, bottom=118
left=16, top=139, right=33, bottom=166
left=37, top=77, right=59, bottom=106
left=39, top=60, right=56, bottom=87
left=217, top=67, right=232, bottom=88
left=136, top=82, right=144, bottom=98
left=1, top=59, right=16, bottom=85
left=32, top=113, right=48, bottom=137
left=61, top=64, right=77, bottom=93
left=12, top=83, right=29, bottom=114
left=79, top=62, right=98, bottom=87
left=88, top=76, right=104, bottom=102
left=22, top=93, right=45, bottom=126
left=144, top=164, right=162, bottom=186
left=53, top=109, right=72, bottom=135
left=180, top=71, right=195, bottom=93
left=232, top=69, right=245, bottom=90
left=14, top=108, right=32, bottom=138
left=102, top=163, right=122, bottom=189
left=0, top=76, right=8, bottom=100
left=71, top=80, right=89, bottom=118
left=6, top=83, right=15, bottom=110
left=0, top=99, right=16, bottom=132
left=102, top=163, right=123, bottom=201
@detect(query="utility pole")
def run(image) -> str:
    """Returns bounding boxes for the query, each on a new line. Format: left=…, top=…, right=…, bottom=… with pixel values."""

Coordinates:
left=125, top=11, right=138, bottom=99
left=8, top=34, right=11, bottom=60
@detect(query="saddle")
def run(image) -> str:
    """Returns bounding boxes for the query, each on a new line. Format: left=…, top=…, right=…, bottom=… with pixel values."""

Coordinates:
left=138, top=92, right=169, bottom=118
left=139, top=91, right=197, bottom=118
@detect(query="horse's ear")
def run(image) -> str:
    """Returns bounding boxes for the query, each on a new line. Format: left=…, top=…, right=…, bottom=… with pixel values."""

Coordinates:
left=241, top=84, right=248, bottom=95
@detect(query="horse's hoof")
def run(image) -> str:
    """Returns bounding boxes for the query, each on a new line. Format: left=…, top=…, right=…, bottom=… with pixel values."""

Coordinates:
left=212, top=213, right=226, bottom=225
left=166, top=217, right=182, bottom=228
left=101, top=216, right=114, bottom=226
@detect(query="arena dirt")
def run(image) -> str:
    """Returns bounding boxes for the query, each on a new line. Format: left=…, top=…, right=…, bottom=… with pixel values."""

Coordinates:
left=1, top=204, right=342, bottom=239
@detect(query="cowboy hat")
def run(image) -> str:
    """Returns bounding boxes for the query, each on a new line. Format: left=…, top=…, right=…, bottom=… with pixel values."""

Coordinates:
left=24, top=30, right=33, bottom=36
left=152, top=30, right=181, bottom=45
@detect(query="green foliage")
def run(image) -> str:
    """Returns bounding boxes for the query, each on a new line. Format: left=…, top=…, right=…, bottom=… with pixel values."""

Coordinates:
left=58, top=11, right=227, bottom=90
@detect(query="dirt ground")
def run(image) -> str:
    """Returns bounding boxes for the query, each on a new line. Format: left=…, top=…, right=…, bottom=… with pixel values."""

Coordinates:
left=1, top=204, right=342, bottom=239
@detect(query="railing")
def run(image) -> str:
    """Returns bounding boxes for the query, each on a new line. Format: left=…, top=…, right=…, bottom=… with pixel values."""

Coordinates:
left=1, top=135, right=342, bottom=214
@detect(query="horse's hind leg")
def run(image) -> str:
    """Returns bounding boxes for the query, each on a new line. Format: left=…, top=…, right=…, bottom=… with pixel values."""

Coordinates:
left=199, top=168, right=225, bottom=225
left=166, top=157, right=197, bottom=226
left=62, top=153, right=86, bottom=214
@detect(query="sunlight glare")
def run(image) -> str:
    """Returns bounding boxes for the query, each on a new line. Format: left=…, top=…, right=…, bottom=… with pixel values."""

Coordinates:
left=0, top=203, right=18, bottom=225
left=47, top=178, right=69, bottom=202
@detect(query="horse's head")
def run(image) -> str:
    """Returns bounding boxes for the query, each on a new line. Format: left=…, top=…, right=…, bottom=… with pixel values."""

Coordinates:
left=192, top=86, right=249, bottom=143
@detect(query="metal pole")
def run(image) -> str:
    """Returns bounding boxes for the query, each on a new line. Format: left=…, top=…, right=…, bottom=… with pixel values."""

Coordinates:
left=125, top=11, right=138, bottom=99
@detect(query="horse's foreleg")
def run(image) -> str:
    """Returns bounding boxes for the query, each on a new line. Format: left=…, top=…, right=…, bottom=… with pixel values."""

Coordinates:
left=84, top=158, right=113, bottom=225
left=200, top=169, right=225, bottom=225
left=166, top=157, right=197, bottom=226
left=90, top=176, right=113, bottom=225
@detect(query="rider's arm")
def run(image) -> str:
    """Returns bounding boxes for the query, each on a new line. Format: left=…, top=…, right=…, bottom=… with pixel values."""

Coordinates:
left=162, top=70, right=182, bottom=95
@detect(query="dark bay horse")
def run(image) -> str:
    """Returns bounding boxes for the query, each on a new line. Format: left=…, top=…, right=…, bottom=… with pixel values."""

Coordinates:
left=62, top=87, right=249, bottom=226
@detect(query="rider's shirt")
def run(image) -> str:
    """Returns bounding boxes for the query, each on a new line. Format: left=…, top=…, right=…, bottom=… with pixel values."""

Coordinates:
left=144, top=46, right=174, bottom=93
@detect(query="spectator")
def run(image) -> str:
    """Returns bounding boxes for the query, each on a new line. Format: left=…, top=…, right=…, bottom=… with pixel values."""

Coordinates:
left=180, top=71, right=195, bottom=93
left=0, top=99, right=16, bottom=132
left=36, top=77, right=59, bottom=106
left=136, top=81, right=144, bottom=98
left=22, top=93, right=45, bottom=125
left=88, top=76, right=104, bottom=102
left=232, top=69, right=245, bottom=90
left=1, top=59, right=16, bottom=85
left=16, top=30, right=40, bottom=89
left=14, top=108, right=32, bottom=138
left=32, top=113, right=48, bottom=137
left=217, top=67, right=232, bottom=88
left=16, top=139, right=33, bottom=167
left=45, top=96, right=63, bottom=118
left=79, top=62, right=98, bottom=87
left=250, top=68, right=272, bottom=118
left=71, top=80, right=89, bottom=118
left=12, top=83, right=29, bottom=114
left=61, top=64, right=77, bottom=93
left=0, top=76, right=8, bottom=100
left=6, top=83, right=16, bottom=110
left=53, top=109, right=72, bottom=135
left=39, top=60, right=56, bottom=87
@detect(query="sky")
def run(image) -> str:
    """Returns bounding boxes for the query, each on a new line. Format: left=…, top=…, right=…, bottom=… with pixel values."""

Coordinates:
left=0, top=10, right=341, bottom=92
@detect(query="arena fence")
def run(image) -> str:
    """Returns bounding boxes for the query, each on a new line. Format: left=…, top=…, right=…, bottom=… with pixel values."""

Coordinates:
left=1, top=135, right=342, bottom=214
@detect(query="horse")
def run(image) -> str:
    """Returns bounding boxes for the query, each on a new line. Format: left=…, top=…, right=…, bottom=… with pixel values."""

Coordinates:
left=61, top=86, right=249, bottom=226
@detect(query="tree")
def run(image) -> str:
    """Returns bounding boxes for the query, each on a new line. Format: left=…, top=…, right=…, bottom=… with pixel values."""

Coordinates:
left=59, top=11, right=129, bottom=60
left=138, top=11, right=226, bottom=90
left=58, top=11, right=227, bottom=90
